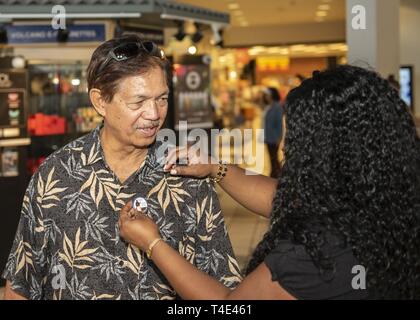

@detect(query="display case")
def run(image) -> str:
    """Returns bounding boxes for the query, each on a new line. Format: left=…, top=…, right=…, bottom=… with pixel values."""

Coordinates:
left=27, top=62, right=102, bottom=173
left=0, top=64, right=30, bottom=285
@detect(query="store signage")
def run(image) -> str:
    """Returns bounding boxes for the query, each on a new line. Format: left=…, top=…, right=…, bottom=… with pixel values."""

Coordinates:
left=257, top=56, right=290, bottom=72
left=6, top=24, right=106, bottom=44
left=173, top=55, right=213, bottom=129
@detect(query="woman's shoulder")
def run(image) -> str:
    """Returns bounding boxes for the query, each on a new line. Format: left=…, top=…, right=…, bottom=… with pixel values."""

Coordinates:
left=264, top=237, right=369, bottom=300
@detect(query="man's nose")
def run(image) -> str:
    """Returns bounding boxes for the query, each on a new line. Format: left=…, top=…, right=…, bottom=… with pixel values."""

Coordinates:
left=142, top=100, right=160, bottom=120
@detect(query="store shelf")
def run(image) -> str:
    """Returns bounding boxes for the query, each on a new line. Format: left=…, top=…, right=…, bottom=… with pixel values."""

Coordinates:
left=0, top=138, right=31, bottom=147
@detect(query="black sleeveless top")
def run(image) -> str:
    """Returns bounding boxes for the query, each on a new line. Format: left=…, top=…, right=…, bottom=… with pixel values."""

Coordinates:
left=264, top=238, right=370, bottom=300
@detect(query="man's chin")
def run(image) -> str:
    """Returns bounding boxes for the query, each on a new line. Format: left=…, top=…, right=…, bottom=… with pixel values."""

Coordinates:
left=132, top=131, right=159, bottom=149
left=132, top=137, right=157, bottom=149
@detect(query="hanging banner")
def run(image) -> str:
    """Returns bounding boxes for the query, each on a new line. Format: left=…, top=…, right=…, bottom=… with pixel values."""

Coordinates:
left=173, top=55, right=213, bottom=129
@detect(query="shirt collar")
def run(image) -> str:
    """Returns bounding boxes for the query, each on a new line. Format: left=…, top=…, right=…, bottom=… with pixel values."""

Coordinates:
left=79, top=125, right=164, bottom=173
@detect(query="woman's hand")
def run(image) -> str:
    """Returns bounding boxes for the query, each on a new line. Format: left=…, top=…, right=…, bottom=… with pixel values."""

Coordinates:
left=163, top=145, right=217, bottom=178
left=118, top=201, right=160, bottom=251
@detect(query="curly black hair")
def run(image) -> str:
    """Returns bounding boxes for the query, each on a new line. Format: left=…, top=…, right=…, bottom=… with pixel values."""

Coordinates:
left=246, top=65, right=420, bottom=299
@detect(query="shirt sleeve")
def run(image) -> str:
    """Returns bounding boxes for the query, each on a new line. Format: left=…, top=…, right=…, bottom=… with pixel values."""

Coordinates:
left=2, top=171, right=48, bottom=300
left=264, top=240, right=369, bottom=300
left=194, top=178, right=242, bottom=289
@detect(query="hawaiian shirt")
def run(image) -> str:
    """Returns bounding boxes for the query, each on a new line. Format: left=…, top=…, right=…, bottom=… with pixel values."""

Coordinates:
left=2, top=126, right=242, bottom=300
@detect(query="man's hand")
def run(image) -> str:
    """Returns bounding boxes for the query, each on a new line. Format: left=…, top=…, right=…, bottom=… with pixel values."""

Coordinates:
left=4, top=281, right=27, bottom=300
left=163, top=145, right=217, bottom=178
left=118, top=201, right=160, bottom=252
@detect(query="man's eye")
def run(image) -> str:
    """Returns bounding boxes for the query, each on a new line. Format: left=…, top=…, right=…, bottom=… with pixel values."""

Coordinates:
left=133, top=101, right=145, bottom=107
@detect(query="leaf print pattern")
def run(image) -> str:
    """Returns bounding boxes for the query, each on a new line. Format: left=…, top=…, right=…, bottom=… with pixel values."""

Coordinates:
left=67, top=274, right=91, bottom=300
left=63, top=192, right=93, bottom=220
left=148, top=176, right=191, bottom=215
left=91, top=247, right=125, bottom=284
left=221, top=255, right=243, bottom=287
left=178, top=235, right=196, bottom=264
left=198, top=197, right=222, bottom=242
left=2, top=125, right=241, bottom=299
left=36, top=167, right=67, bottom=210
left=15, top=240, right=34, bottom=279
left=153, top=282, right=176, bottom=300
left=58, top=228, right=98, bottom=270
left=124, top=244, right=144, bottom=275
left=83, top=211, right=111, bottom=244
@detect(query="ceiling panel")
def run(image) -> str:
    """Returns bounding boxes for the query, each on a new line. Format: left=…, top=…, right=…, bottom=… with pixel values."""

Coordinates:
left=177, top=0, right=345, bottom=27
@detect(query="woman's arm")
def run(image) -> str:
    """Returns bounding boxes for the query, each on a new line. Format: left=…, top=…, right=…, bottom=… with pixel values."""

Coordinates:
left=118, top=205, right=294, bottom=300
left=164, top=148, right=277, bottom=218
left=150, top=240, right=294, bottom=300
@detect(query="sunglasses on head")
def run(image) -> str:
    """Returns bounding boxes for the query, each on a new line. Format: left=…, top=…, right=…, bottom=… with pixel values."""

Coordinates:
left=96, top=41, right=164, bottom=75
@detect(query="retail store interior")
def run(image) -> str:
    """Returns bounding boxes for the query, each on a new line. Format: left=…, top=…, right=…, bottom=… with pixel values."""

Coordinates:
left=0, top=0, right=419, bottom=299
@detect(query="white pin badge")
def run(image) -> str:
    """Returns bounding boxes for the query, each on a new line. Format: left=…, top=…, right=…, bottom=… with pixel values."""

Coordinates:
left=132, top=197, right=148, bottom=213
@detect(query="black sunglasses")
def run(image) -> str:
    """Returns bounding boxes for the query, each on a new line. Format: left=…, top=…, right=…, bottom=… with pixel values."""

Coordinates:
left=97, top=41, right=163, bottom=75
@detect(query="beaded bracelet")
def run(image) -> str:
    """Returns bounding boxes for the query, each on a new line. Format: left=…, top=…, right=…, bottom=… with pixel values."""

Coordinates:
left=210, top=160, right=228, bottom=183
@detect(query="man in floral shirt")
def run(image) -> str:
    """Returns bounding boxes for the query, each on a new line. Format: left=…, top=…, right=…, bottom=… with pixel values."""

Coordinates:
left=2, top=35, right=241, bottom=300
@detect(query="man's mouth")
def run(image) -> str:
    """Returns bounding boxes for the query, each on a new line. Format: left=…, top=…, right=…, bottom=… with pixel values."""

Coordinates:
left=137, top=125, right=159, bottom=137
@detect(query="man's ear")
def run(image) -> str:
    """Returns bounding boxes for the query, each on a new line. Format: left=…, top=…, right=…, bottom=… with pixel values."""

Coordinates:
left=89, top=88, right=107, bottom=118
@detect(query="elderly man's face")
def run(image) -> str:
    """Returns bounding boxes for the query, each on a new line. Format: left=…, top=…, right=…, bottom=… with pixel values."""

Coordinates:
left=103, top=67, right=169, bottom=148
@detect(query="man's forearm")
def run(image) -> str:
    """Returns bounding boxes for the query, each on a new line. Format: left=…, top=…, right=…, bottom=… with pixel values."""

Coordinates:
left=4, top=281, right=27, bottom=300
left=217, top=165, right=277, bottom=218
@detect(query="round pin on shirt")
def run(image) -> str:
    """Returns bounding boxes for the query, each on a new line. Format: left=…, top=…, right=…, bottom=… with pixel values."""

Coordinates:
left=132, top=196, right=148, bottom=213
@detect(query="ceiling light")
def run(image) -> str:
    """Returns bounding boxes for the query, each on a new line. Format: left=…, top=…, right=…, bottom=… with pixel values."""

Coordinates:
left=174, top=21, right=187, bottom=42
left=228, top=3, right=240, bottom=10
left=188, top=45, right=197, bottom=55
left=318, top=4, right=330, bottom=10
left=233, top=10, right=244, bottom=16
left=211, top=24, right=224, bottom=47
left=191, top=22, right=204, bottom=44
left=0, top=24, right=8, bottom=44
left=57, top=28, right=69, bottom=43
left=71, top=78, right=81, bottom=86
left=316, top=11, right=328, bottom=17
left=11, top=56, right=26, bottom=69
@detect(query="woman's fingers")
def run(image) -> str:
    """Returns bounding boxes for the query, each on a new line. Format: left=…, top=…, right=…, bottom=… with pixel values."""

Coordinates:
left=168, top=164, right=195, bottom=176
left=164, top=147, right=189, bottom=171
left=120, top=200, right=133, bottom=216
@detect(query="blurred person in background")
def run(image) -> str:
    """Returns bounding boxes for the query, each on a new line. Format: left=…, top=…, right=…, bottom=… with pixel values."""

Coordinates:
left=261, top=87, right=284, bottom=178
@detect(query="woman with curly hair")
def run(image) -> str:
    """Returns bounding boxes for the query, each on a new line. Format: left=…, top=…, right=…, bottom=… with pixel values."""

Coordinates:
left=119, top=65, right=420, bottom=299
